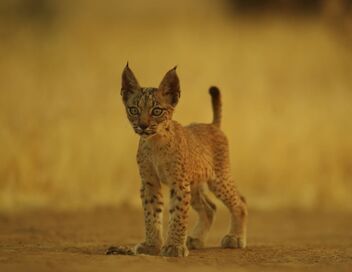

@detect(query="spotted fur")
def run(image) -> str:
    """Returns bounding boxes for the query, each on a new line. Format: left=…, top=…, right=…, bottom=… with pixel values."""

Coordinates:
left=119, top=64, right=247, bottom=257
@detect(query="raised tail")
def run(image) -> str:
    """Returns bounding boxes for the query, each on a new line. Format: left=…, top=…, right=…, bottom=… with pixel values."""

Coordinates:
left=209, top=86, right=222, bottom=127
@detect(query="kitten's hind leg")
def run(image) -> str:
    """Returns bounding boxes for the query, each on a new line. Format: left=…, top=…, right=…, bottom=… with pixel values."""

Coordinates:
left=186, top=185, right=216, bottom=250
left=208, top=178, right=247, bottom=249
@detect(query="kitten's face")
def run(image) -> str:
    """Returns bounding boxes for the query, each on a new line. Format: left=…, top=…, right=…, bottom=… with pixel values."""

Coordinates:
left=124, top=87, right=175, bottom=136
left=121, top=65, right=180, bottom=137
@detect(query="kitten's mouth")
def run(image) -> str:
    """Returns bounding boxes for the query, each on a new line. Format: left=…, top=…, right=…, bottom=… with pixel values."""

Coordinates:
left=137, top=131, right=156, bottom=137
left=134, top=127, right=157, bottom=137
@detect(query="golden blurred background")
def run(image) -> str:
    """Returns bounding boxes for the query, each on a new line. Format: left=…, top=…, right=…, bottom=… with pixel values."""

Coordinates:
left=0, top=0, right=352, bottom=213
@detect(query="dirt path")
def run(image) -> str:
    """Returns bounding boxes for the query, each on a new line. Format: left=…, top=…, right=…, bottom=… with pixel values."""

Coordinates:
left=0, top=208, right=351, bottom=271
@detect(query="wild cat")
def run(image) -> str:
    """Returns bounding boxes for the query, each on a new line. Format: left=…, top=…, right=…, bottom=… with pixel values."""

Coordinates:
left=110, top=64, right=247, bottom=257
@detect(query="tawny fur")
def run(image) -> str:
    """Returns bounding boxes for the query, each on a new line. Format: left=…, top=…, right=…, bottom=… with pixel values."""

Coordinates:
left=118, top=64, right=247, bottom=257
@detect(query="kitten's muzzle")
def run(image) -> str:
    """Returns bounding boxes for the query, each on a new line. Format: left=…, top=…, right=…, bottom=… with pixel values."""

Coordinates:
left=135, top=126, right=156, bottom=136
left=139, top=124, right=148, bottom=130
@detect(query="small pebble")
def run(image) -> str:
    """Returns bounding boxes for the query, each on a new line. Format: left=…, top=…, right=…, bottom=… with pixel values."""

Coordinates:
left=106, top=246, right=135, bottom=255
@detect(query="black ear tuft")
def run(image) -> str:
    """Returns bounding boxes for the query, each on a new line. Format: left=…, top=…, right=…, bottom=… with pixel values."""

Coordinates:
left=121, top=64, right=140, bottom=102
left=158, top=67, right=180, bottom=107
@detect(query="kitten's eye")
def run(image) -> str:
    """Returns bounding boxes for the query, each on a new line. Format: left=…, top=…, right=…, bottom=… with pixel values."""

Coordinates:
left=128, top=107, right=139, bottom=116
left=151, top=107, right=163, bottom=116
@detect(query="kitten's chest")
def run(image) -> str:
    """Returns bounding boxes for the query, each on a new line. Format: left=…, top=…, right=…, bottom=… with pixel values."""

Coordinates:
left=151, top=143, right=174, bottom=183
left=138, top=138, right=178, bottom=184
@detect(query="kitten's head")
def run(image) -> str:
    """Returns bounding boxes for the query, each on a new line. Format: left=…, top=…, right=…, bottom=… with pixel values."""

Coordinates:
left=121, top=64, right=180, bottom=137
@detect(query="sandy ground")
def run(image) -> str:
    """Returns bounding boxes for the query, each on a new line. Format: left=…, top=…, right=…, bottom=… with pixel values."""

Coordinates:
left=0, top=207, right=351, bottom=272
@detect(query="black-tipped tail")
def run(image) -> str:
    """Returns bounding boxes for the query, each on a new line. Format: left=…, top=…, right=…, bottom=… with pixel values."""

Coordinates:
left=209, top=86, right=222, bottom=127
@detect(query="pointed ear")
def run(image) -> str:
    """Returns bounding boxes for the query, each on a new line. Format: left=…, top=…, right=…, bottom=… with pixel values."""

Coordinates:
left=121, top=63, right=140, bottom=103
left=158, top=66, right=180, bottom=107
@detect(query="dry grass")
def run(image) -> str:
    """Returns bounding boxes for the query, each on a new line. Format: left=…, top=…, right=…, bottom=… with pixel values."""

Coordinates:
left=0, top=0, right=351, bottom=212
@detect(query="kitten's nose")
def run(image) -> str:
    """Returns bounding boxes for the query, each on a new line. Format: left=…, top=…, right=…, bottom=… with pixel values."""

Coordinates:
left=139, top=124, right=148, bottom=130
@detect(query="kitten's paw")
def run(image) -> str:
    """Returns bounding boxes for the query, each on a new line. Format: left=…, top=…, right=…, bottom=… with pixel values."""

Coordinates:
left=186, top=236, right=204, bottom=250
left=134, top=242, right=161, bottom=255
left=221, top=234, right=246, bottom=249
left=106, top=246, right=135, bottom=255
left=161, top=244, right=189, bottom=257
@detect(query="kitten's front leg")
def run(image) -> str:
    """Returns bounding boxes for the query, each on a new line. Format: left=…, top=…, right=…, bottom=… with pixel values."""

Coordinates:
left=161, top=182, right=191, bottom=257
left=135, top=177, right=164, bottom=256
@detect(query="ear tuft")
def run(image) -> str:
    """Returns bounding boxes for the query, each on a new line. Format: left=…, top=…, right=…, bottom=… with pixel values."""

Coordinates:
left=121, top=64, right=140, bottom=102
left=158, top=67, right=180, bottom=107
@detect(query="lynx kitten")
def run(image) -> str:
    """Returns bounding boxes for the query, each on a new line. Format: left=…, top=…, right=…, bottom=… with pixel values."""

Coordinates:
left=116, top=64, right=247, bottom=257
